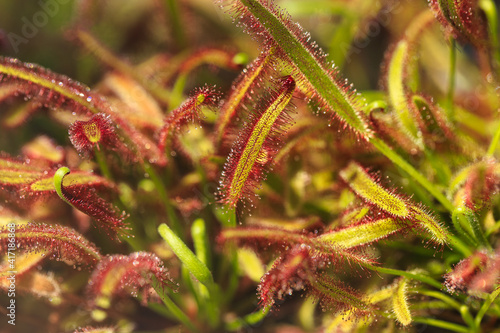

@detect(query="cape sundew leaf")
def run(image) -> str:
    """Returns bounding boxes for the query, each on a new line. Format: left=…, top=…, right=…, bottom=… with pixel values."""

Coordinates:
left=0, top=154, right=116, bottom=204
left=319, top=218, right=407, bottom=249
left=340, top=162, right=449, bottom=245
left=411, top=206, right=449, bottom=245
left=219, top=225, right=315, bottom=251
left=215, top=47, right=276, bottom=146
left=0, top=57, right=108, bottom=116
left=258, top=246, right=313, bottom=308
left=339, top=162, right=410, bottom=218
left=385, top=11, right=435, bottom=149
left=0, top=251, right=48, bottom=278
left=262, top=246, right=371, bottom=315
left=311, top=274, right=372, bottom=315
left=386, top=40, right=421, bottom=146
left=219, top=0, right=371, bottom=138
left=219, top=75, right=295, bottom=207
left=0, top=155, right=45, bottom=188
left=0, top=57, right=159, bottom=164
left=392, top=277, right=412, bottom=326
left=157, top=85, right=220, bottom=155
left=429, top=0, right=489, bottom=47
left=219, top=225, right=375, bottom=268
left=0, top=222, right=101, bottom=266
left=86, top=252, right=176, bottom=307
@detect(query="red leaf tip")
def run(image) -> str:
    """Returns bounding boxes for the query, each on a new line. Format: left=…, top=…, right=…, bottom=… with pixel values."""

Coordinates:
left=69, top=113, right=117, bottom=155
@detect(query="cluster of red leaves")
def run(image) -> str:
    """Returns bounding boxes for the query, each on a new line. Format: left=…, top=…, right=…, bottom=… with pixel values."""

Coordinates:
left=445, top=247, right=500, bottom=294
left=86, top=252, right=176, bottom=305
left=219, top=224, right=374, bottom=313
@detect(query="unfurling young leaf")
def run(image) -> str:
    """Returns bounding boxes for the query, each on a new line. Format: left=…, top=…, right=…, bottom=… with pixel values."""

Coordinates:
left=384, top=11, right=436, bottom=150
left=219, top=75, right=296, bottom=207
left=53, top=167, right=127, bottom=234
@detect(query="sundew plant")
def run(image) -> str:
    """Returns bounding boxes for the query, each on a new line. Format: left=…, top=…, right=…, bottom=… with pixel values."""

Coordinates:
left=1, top=0, right=500, bottom=332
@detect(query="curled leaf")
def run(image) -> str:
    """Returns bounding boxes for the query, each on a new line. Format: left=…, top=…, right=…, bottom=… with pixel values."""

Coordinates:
left=69, top=113, right=119, bottom=156
left=258, top=245, right=372, bottom=315
left=53, top=167, right=127, bottom=234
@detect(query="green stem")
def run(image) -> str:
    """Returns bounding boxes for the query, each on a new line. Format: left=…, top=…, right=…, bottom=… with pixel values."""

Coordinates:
left=158, top=223, right=215, bottom=291
left=143, top=162, right=182, bottom=235
left=487, top=121, right=500, bottom=156
left=362, top=263, right=442, bottom=289
left=475, top=286, right=500, bottom=329
left=192, top=218, right=211, bottom=269
left=164, top=0, right=187, bottom=50
left=152, top=277, right=200, bottom=333
left=412, top=317, right=470, bottom=333
left=369, top=137, right=453, bottom=212
left=94, top=146, right=112, bottom=180
left=419, top=290, right=476, bottom=330
left=225, top=306, right=271, bottom=331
